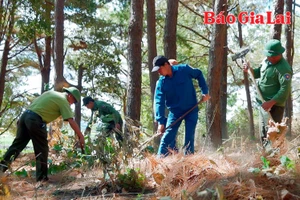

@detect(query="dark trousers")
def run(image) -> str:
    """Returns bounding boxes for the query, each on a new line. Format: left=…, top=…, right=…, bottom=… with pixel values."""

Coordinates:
left=106, top=120, right=123, bottom=143
left=259, top=105, right=284, bottom=145
left=1, top=110, right=48, bottom=181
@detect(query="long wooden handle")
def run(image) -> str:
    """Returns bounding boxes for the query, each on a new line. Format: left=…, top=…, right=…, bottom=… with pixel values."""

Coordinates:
left=247, top=67, right=274, bottom=122
left=137, top=99, right=204, bottom=152
left=164, top=99, right=204, bottom=131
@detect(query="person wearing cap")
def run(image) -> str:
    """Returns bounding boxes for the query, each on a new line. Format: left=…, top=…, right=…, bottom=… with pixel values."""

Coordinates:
left=0, top=87, right=85, bottom=182
left=152, top=55, right=210, bottom=156
left=82, top=96, right=123, bottom=143
left=243, top=39, right=292, bottom=146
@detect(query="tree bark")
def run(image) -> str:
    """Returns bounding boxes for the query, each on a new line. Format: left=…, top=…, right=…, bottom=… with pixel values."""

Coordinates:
left=54, top=0, right=68, bottom=91
left=206, top=0, right=227, bottom=148
left=221, top=31, right=228, bottom=140
left=237, top=20, right=255, bottom=139
left=0, top=39, right=11, bottom=112
left=284, top=0, right=294, bottom=137
left=0, top=1, right=16, bottom=112
left=146, top=0, right=158, bottom=106
left=76, top=65, right=83, bottom=129
left=164, top=0, right=178, bottom=59
left=126, top=0, right=144, bottom=123
left=271, top=0, right=284, bottom=39
left=146, top=0, right=160, bottom=149
left=41, top=0, right=52, bottom=94
left=41, top=36, right=52, bottom=93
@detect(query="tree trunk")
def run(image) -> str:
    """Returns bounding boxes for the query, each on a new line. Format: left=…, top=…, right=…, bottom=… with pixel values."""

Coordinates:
left=41, top=1, right=52, bottom=94
left=146, top=0, right=158, bottom=109
left=237, top=20, right=255, bottom=139
left=126, top=0, right=144, bottom=123
left=206, top=0, right=227, bottom=148
left=54, top=0, right=68, bottom=91
left=284, top=0, right=294, bottom=137
left=41, top=36, right=52, bottom=93
left=0, top=40, right=10, bottom=113
left=164, top=0, right=178, bottom=59
left=75, top=65, right=83, bottom=129
left=146, top=0, right=160, bottom=149
left=271, top=0, right=284, bottom=39
left=0, top=1, right=16, bottom=112
left=221, top=31, right=228, bottom=139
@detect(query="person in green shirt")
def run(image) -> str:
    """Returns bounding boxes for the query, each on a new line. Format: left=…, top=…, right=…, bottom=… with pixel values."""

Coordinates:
left=243, top=39, right=292, bottom=146
left=83, top=96, right=123, bottom=143
left=0, top=87, right=85, bottom=182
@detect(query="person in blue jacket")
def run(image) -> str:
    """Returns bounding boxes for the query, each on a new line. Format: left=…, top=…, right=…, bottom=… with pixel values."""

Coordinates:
left=152, top=55, right=210, bottom=156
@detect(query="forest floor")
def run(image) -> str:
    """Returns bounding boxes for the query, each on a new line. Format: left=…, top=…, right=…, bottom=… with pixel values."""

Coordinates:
left=1, top=135, right=300, bottom=200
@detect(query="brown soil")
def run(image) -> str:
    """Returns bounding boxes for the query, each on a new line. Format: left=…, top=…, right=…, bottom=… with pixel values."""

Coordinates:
left=1, top=138, right=300, bottom=200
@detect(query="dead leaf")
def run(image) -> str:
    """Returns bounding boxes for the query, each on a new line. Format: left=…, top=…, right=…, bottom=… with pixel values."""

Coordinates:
left=152, top=173, right=165, bottom=185
left=209, top=159, right=218, bottom=166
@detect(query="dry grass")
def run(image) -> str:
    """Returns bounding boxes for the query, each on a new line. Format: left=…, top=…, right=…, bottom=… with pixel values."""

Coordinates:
left=2, top=130, right=300, bottom=199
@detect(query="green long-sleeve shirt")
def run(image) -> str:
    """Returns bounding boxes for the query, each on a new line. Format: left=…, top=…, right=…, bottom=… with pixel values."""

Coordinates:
left=253, top=58, right=292, bottom=106
left=91, top=100, right=122, bottom=125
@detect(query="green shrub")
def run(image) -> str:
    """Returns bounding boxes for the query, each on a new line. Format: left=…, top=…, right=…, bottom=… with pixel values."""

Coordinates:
left=117, top=168, right=146, bottom=192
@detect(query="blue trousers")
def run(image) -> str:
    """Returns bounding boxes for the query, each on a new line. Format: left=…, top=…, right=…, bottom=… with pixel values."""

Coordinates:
left=157, top=108, right=198, bottom=156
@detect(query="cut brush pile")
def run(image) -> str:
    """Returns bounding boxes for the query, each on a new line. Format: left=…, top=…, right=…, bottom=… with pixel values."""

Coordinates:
left=2, top=132, right=300, bottom=200
left=145, top=143, right=300, bottom=200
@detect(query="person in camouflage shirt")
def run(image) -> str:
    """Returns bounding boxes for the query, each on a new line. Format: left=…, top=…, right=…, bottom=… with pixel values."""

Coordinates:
left=83, top=96, right=123, bottom=143
left=244, top=39, right=292, bottom=146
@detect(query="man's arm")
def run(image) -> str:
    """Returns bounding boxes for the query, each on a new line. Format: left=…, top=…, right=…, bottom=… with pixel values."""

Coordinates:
left=67, top=118, right=85, bottom=149
left=154, top=80, right=166, bottom=125
left=154, top=80, right=167, bottom=134
left=186, top=65, right=209, bottom=95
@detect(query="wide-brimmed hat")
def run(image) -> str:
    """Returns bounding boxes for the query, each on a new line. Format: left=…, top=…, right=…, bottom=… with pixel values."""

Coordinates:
left=264, top=39, right=285, bottom=57
left=63, top=87, right=81, bottom=103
